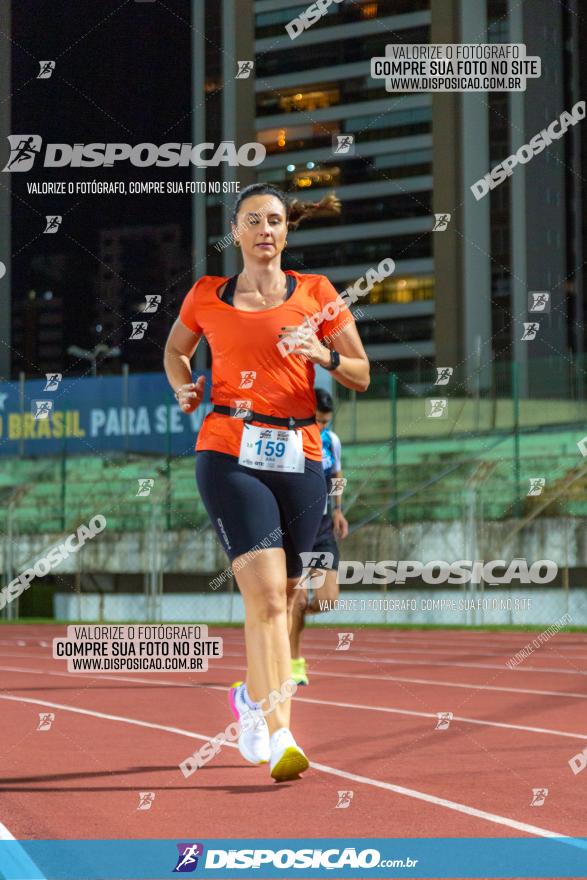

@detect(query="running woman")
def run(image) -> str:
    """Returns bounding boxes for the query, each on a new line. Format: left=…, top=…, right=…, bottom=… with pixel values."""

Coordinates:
left=164, top=183, right=369, bottom=781
left=290, top=388, right=348, bottom=686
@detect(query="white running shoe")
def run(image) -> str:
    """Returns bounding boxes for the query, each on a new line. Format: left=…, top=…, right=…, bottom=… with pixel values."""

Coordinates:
left=269, top=727, right=309, bottom=781
left=228, top=681, right=270, bottom=765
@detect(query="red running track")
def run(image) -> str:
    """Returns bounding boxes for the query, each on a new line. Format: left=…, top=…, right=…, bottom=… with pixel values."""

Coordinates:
left=0, top=625, right=586, bottom=877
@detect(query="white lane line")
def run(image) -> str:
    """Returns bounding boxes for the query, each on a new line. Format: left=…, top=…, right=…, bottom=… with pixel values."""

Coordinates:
left=296, top=651, right=587, bottom=677
left=0, top=693, right=571, bottom=842
left=0, top=665, right=219, bottom=691
left=0, top=819, right=46, bottom=878
left=299, top=667, right=587, bottom=699
left=215, top=653, right=587, bottom=699
left=2, top=665, right=585, bottom=742
left=307, top=762, right=580, bottom=843
left=6, top=636, right=587, bottom=662
left=219, top=631, right=587, bottom=653
left=215, top=641, right=587, bottom=675
left=218, top=639, right=529, bottom=660
left=293, top=695, right=587, bottom=741
left=3, top=656, right=586, bottom=704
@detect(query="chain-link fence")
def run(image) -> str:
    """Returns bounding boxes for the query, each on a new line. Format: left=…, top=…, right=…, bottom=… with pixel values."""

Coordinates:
left=1, top=359, right=587, bottom=627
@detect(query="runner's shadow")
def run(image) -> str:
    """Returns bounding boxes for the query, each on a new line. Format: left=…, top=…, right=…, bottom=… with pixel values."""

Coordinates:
left=0, top=783, right=290, bottom=793
left=0, top=764, right=253, bottom=785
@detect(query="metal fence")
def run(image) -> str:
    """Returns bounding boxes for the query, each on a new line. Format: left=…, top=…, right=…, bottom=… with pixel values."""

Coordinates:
left=2, top=356, right=587, bottom=627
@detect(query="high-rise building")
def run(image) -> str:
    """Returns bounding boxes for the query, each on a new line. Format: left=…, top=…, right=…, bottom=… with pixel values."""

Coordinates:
left=433, top=0, right=582, bottom=395
left=194, top=0, right=583, bottom=394
left=95, top=225, right=190, bottom=373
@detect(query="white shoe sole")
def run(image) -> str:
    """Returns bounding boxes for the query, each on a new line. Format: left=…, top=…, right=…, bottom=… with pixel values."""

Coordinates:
left=270, top=746, right=309, bottom=782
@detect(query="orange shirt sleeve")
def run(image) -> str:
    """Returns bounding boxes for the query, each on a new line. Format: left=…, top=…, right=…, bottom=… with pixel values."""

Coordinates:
left=178, top=279, right=204, bottom=334
left=314, top=275, right=355, bottom=344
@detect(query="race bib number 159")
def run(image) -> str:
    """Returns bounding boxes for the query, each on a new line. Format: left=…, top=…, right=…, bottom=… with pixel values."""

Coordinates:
left=238, top=424, right=305, bottom=473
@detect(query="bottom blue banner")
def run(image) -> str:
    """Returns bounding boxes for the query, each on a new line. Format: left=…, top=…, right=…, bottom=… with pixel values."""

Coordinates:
left=1, top=838, right=586, bottom=879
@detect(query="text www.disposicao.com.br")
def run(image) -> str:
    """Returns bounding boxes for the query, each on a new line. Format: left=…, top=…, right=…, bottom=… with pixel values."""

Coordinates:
left=71, top=657, right=201, bottom=671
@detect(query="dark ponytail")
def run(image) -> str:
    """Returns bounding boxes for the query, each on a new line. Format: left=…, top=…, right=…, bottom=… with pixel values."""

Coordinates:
left=231, top=183, right=341, bottom=230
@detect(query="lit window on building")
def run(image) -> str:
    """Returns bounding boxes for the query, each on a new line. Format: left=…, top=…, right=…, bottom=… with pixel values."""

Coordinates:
left=258, top=122, right=338, bottom=153
left=292, top=166, right=341, bottom=189
left=360, top=2, right=378, bottom=18
left=366, top=276, right=434, bottom=304
left=279, top=88, right=340, bottom=113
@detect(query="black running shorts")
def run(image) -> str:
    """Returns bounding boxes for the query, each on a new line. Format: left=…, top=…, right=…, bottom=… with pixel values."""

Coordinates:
left=310, top=513, right=340, bottom=570
left=195, top=450, right=327, bottom=578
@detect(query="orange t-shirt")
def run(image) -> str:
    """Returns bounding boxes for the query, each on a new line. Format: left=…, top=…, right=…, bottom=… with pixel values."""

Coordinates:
left=178, top=270, right=354, bottom=461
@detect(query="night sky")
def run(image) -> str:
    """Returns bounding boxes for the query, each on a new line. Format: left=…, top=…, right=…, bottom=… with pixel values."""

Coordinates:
left=9, top=0, right=194, bottom=363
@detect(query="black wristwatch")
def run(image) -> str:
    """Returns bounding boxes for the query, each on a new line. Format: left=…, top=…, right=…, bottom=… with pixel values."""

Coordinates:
left=323, top=348, right=341, bottom=372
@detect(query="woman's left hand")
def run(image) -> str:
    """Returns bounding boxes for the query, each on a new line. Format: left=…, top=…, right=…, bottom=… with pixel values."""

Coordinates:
left=332, top=509, right=349, bottom=540
left=279, top=324, right=330, bottom=367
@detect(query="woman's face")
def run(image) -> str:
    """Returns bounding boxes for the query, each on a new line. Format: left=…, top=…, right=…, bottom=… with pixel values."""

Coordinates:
left=232, top=195, right=287, bottom=262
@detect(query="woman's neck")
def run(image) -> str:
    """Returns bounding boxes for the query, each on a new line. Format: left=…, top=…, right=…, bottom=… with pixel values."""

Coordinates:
left=239, top=260, right=284, bottom=296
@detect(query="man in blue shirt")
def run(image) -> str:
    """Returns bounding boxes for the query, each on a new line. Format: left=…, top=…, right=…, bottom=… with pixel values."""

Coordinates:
left=290, top=388, right=348, bottom=685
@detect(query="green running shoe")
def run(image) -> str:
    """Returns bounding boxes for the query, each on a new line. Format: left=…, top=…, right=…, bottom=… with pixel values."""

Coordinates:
left=291, top=656, right=309, bottom=686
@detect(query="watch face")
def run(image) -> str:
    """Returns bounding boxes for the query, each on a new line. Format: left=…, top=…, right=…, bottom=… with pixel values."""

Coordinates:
left=331, top=350, right=341, bottom=369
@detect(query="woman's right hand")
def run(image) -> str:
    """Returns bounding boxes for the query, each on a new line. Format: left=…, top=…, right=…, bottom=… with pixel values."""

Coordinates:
left=175, top=375, right=206, bottom=413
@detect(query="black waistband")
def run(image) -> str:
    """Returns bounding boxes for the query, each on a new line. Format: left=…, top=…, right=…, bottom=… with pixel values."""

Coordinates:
left=212, top=405, right=315, bottom=430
